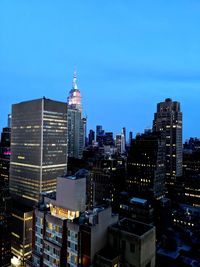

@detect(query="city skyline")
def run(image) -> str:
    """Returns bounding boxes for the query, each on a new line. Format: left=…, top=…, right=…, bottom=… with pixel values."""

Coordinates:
left=1, top=1, right=200, bottom=140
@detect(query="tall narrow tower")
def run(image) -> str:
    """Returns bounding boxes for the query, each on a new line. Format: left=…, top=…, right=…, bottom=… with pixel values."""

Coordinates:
left=153, top=98, right=182, bottom=197
left=67, top=69, right=85, bottom=159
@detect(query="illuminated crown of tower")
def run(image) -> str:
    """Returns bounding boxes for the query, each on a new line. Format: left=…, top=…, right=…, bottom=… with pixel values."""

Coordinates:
left=67, top=67, right=82, bottom=112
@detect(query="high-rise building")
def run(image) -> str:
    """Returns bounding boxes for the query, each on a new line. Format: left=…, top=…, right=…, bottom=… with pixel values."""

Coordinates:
left=121, top=128, right=126, bottom=153
left=9, top=98, right=68, bottom=265
left=67, top=70, right=85, bottom=159
left=0, top=127, right=11, bottom=185
left=153, top=98, right=182, bottom=197
left=10, top=98, right=68, bottom=206
left=127, top=131, right=166, bottom=200
left=104, top=132, right=114, bottom=146
left=96, top=125, right=105, bottom=146
left=129, top=131, right=133, bottom=146
left=0, top=182, right=11, bottom=267
left=68, top=109, right=84, bottom=158
left=115, top=129, right=126, bottom=154
left=0, top=126, right=11, bottom=267
left=96, top=125, right=103, bottom=141
left=115, top=134, right=122, bottom=154
left=122, top=127, right=126, bottom=145
left=88, top=129, right=95, bottom=146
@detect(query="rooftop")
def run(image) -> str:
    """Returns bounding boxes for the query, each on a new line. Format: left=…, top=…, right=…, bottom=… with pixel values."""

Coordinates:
left=111, top=218, right=154, bottom=237
left=130, top=197, right=147, bottom=205
left=60, top=169, right=89, bottom=180
left=96, top=246, right=119, bottom=261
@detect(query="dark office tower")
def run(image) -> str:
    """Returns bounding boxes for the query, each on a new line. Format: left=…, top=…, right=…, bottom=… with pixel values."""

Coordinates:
left=153, top=98, right=182, bottom=197
left=129, top=131, right=133, bottom=146
left=127, top=131, right=166, bottom=200
left=0, top=124, right=11, bottom=266
left=10, top=98, right=68, bottom=206
left=96, top=125, right=103, bottom=140
left=67, top=69, right=85, bottom=158
left=181, top=146, right=200, bottom=207
left=0, top=127, right=11, bottom=184
left=104, top=132, right=114, bottom=146
left=88, top=129, right=95, bottom=145
left=83, top=116, right=87, bottom=147
left=96, top=125, right=105, bottom=147
left=0, top=183, right=11, bottom=267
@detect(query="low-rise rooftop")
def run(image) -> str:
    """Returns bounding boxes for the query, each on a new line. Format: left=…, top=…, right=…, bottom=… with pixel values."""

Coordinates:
left=111, top=218, right=154, bottom=237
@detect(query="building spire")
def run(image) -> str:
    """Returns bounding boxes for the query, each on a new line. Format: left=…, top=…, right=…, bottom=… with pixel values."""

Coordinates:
left=72, top=66, right=78, bottom=90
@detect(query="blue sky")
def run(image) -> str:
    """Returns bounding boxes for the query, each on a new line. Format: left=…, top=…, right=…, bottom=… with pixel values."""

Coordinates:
left=0, top=0, right=200, bottom=140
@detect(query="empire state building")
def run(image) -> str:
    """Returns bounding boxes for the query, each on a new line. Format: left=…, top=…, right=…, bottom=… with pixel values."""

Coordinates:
left=67, top=69, right=85, bottom=159
left=67, top=70, right=82, bottom=112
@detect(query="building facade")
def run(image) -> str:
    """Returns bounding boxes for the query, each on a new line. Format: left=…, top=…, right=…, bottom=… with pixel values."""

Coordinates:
left=10, top=98, right=68, bottom=206
left=26, top=170, right=119, bottom=267
left=9, top=98, right=68, bottom=265
left=0, top=127, right=11, bottom=185
left=0, top=183, right=11, bottom=267
left=127, top=131, right=166, bottom=200
left=153, top=98, right=182, bottom=197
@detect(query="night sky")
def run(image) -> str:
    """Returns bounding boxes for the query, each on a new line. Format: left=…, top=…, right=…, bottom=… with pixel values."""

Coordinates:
left=1, top=0, right=200, bottom=140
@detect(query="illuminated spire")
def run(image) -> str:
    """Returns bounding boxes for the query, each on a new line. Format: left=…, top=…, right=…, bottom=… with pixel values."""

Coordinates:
left=72, top=66, right=78, bottom=90
left=67, top=67, right=82, bottom=111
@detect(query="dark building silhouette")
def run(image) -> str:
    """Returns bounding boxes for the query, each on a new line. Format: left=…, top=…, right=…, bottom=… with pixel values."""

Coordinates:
left=127, top=131, right=166, bottom=200
left=88, top=129, right=95, bottom=146
left=0, top=182, right=11, bottom=267
left=129, top=131, right=133, bottom=146
left=180, top=145, right=200, bottom=207
left=153, top=98, right=183, bottom=198
left=96, top=125, right=104, bottom=146
left=103, top=132, right=114, bottom=146
left=0, top=127, right=11, bottom=185
left=0, top=126, right=11, bottom=267
left=82, top=147, right=126, bottom=211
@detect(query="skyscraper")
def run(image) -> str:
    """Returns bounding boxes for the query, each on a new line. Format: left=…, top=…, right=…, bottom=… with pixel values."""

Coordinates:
left=10, top=98, right=68, bottom=206
left=127, top=131, right=166, bottom=200
left=0, top=182, right=11, bottom=267
left=67, top=70, right=85, bottom=158
left=88, top=129, right=95, bottom=145
left=0, top=127, right=11, bottom=185
left=153, top=98, right=182, bottom=197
